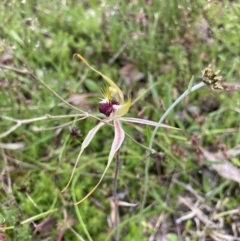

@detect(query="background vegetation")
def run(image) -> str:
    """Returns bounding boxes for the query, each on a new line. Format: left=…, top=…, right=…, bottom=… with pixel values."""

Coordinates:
left=0, top=0, right=240, bottom=240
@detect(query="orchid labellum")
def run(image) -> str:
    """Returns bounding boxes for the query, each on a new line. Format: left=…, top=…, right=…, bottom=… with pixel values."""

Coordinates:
left=62, top=54, right=177, bottom=205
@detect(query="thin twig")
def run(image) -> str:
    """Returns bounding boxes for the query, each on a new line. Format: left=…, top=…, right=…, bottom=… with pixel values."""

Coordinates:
left=1, top=149, right=13, bottom=194
left=108, top=43, right=128, bottom=65
left=0, top=64, right=32, bottom=74
left=30, top=72, right=86, bottom=114
left=0, top=114, right=86, bottom=139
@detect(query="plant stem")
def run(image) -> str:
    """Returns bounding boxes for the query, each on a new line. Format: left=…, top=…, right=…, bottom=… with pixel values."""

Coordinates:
left=112, top=150, right=120, bottom=241
left=150, top=81, right=205, bottom=145
left=141, top=81, right=205, bottom=210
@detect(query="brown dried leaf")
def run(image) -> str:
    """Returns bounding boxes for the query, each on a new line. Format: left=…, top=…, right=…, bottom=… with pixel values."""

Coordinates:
left=159, top=64, right=174, bottom=74
left=228, top=145, right=240, bottom=157
left=195, top=17, right=214, bottom=45
left=145, top=213, right=171, bottom=241
left=201, top=148, right=240, bottom=184
left=108, top=199, right=119, bottom=229
left=136, top=9, right=148, bottom=27
left=130, top=31, right=146, bottom=40
left=0, top=49, right=13, bottom=64
left=33, top=217, right=57, bottom=235
left=119, top=63, right=144, bottom=85
left=68, top=93, right=89, bottom=106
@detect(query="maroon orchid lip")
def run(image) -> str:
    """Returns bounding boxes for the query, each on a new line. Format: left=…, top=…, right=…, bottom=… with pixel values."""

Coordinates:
left=99, top=100, right=119, bottom=117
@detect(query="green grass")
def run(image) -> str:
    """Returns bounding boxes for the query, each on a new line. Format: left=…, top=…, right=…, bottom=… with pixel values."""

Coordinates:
left=1, top=0, right=240, bottom=240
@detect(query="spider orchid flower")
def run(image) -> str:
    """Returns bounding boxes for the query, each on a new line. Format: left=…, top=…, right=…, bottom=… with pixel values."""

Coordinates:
left=62, top=54, right=177, bottom=204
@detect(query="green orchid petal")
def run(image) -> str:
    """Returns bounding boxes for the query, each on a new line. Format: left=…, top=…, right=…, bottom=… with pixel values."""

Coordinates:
left=75, top=54, right=124, bottom=103
left=113, top=97, right=131, bottom=118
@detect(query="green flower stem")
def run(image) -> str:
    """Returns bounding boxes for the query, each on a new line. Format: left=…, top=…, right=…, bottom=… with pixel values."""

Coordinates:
left=150, top=81, right=205, bottom=146
left=141, top=81, right=205, bottom=210
left=112, top=150, right=120, bottom=241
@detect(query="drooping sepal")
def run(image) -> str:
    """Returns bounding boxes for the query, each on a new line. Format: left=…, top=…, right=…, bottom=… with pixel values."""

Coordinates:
left=75, top=120, right=125, bottom=205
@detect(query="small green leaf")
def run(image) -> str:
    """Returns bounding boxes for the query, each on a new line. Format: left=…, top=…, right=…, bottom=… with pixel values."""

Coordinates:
left=9, top=30, right=25, bottom=47
left=188, top=75, right=194, bottom=92
left=84, top=79, right=100, bottom=92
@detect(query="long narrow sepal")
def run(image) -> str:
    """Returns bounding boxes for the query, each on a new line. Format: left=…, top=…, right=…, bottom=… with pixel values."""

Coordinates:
left=74, top=54, right=124, bottom=102
left=119, top=117, right=179, bottom=130
left=61, top=119, right=110, bottom=193
left=109, top=119, right=125, bottom=162
left=75, top=119, right=125, bottom=205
